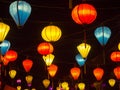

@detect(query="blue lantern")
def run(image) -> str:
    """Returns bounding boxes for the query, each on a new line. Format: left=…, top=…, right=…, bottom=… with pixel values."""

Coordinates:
left=94, top=26, right=111, bottom=46
left=0, top=40, right=11, bottom=55
left=75, top=54, right=86, bottom=67
left=9, top=0, right=31, bottom=27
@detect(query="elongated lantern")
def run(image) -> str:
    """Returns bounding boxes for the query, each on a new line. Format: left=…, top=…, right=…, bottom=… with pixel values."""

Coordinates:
left=108, top=79, right=116, bottom=87
left=94, top=26, right=111, bottom=46
left=9, top=0, right=31, bottom=27
left=70, top=67, right=80, bottom=80
left=25, top=75, right=33, bottom=84
left=9, top=69, right=17, bottom=79
left=42, top=79, right=50, bottom=88
left=110, top=51, right=120, bottom=62
left=113, top=66, right=120, bottom=80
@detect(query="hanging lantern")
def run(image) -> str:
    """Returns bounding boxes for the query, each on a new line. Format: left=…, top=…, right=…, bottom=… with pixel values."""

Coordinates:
left=110, top=51, right=120, bottom=62
left=31, top=88, right=36, bottom=90
left=70, top=67, right=80, bottom=80
left=2, top=57, right=9, bottom=66
left=4, top=50, right=18, bottom=62
left=22, top=59, right=33, bottom=72
left=113, top=66, right=120, bottom=80
left=9, top=69, right=17, bottom=79
left=108, top=78, right=116, bottom=87
left=17, top=86, right=21, bottom=90
left=43, top=54, right=55, bottom=66
left=47, top=64, right=58, bottom=77
left=77, top=43, right=91, bottom=58
left=0, top=40, right=11, bottom=55
left=94, top=26, right=111, bottom=46
left=37, top=42, right=54, bottom=55
left=75, top=54, right=86, bottom=67
left=0, top=22, right=10, bottom=42
left=9, top=0, right=31, bottom=27
left=71, top=3, right=97, bottom=25
left=41, top=25, right=62, bottom=42
left=93, top=67, right=104, bottom=81
left=78, top=82, right=85, bottom=90
left=118, top=43, right=120, bottom=50
left=25, top=75, right=33, bottom=84
left=61, top=82, right=69, bottom=89
left=42, top=79, right=50, bottom=88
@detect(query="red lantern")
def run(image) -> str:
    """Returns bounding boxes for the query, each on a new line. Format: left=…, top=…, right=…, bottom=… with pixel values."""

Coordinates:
left=4, top=50, right=18, bottom=62
left=70, top=67, right=80, bottom=80
left=93, top=67, right=104, bottom=81
left=71, top=3, right=97, bottom=25
left=110, top=51, right=120, bottom=62
left=22, top=59, right=33, bottom=72
left=113, top=66, right=120, bottom=80
left=37, top=42, right=54, bottom=55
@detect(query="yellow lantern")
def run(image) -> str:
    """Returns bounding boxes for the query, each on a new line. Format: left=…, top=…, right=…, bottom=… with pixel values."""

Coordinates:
left=61, top=81, right=69, bottom=89
left=41, top=25, right=62, bottom=42
left=9, top=69, right=17, bottom=79
left=78, top=82, right=85, bottom=90
left=43, top=54, right=55, bottom=66
left=0, top=22, right=10, bottom=42
left=17, top=86, right=21, bottom=90
left=42, top=79, right=50, bottom=88
left=77, top=43, right=91, bottom=58
left=118, top=43, right=120, bottom=50
left=25, top=75, right=33, bottom=84
left=108, top=79, right=116, bottom=87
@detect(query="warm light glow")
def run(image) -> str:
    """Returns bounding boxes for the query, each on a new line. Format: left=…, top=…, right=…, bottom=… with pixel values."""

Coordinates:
left=42, top=79, right=50, bottom=88
left=9, top=69, right=17, bottom=79
left=78, top=82, right=85, bottom=90
left=113, top=66, right=120, bottom=80
left=17, top=86, right=21, bottom=90
left=110, top=51, right=120, bottom=62
left=25, top=75, right=33, bottom=84
left=118, top=43, right=120, bottom=50
left=70, top=67, right=80, bottom=80
left=108, top=79, right=116, bottom=87
left=61, top=82, right=69, bottom=89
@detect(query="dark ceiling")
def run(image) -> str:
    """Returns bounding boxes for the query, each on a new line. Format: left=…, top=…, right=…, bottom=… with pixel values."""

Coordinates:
left=0, top=0, right=120, bottom=90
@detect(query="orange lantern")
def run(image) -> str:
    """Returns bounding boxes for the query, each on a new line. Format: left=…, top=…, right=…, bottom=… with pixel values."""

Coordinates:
left=47, top=64, right=58, bottom=77
left=37, top=42, right=54, bottom=55
left=25, top=75, right=33, bottom=84
left=2, top=57, right=9, bottom=66
left=22, top=59, right=33, bottom=72
left=93, top=67, right=104, bottom=81
left=42, top=79, right=50, bottom=88
left=113, top=66, right=120, bottom=80
left=4, top=50, right=18, bottom=62
left=110, top=51, right=120, bottom=62
left=71, top=3, right=97, bottom=25
left=70, top=67, right=80, bottom=80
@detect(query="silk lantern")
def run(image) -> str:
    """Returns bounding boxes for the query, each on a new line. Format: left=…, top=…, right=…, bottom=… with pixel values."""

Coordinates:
left=61, top=82, right=69, bottom=89
left=77, top=43, right=91, bottom=58
left=108, top=78, right=116, bottom=87
left=9, top=69, right=17, bottom=79
left=71, top=3, right=97, bottom=25
left=25, top=75, right=33, bottom=84
left=118, top=43, right=120, bottom=50
left=37, top=42, right=54, bottom=55
left=0, top=22, right=10, bottom=42
left=22, top=59, right=33, bottom=72
left=93, top=67, right=104, bottom=81
left=9, top=0, right=31, bottom=27
left=78, top=82, right=85, bottom=90
left=110, top=51, right=120, bottom=62
left=42, top=79, right=50, bottom=88
left=113, top=66, right=120, bottom=80
left=70, top=67, right=80, bottom=80
left=41, top=25, right=62, bottom=42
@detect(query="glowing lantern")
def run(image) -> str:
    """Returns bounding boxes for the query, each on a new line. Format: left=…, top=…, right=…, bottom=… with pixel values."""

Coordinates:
left=71, top=3, right=97, bottom=25
left=37, top=42, right=54, bottom=55
left=25, top=75, right=33, bottom=84
left=22, top=59, right=33, bottom=72
left=94, top=26, right=111, bottom=46
left=2, top=57, right=9, bottom=66
left=61, top=82, right=69, bottom=89
left=9, top=69, right=17, bottom=79
left=17, top=86, right=21, bottom=90
left=0, top=22, right=10, bottom=42
left=111, top=51, right=120, bottom=62
left=31, top=88, right=36, bottom=90
left=9, top=0, right=31, bottom=27
left=42, top=79, right=50, bottom=88
left=77, top=43, right=91, bottom=58
left=118, top=43, right=120, bottom=50
left=4, top=50, right=18, bottom=62
left=93, top=67, right=104, bottom=81
left=113, top=66, right=120, bottom=80
left=43, top=54, right=55, bottom=66
left=108, top=78, right=116, bottom=87
left=78, top=82, right=85, bottom=90
left=75, top=54, right=86, bottom=67
left=41, top=25, right=62, bottom=42
left=70, top=67, right=80, bottom=80
left=47, top=64, right=58, bottom=77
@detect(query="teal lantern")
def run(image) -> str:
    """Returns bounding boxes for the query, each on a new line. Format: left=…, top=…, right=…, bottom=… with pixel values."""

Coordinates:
left=94, top=26, right=111, bottom=46
left=9, top=0, right=31, bottom=27
left=75, top=54, right=86, bottom=67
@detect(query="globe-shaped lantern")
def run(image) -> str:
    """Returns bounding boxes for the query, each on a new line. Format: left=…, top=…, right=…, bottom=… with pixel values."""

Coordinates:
left=94, top=26, right=111, bottom=46
left=37, top=42, right=54, bottom=55
left=42, top=79, right=50, bottom=88
left=41, top=25, right=62, bottom=42
left=78, top=82, right=85, bottom=90
left=118, top=43, right=120, bottom=50
left=71, top=3, right=97, bottom=25
left=93, top=67, right=104, bottom=81
left=9, top=69, right=17, bottom=79
left=70, top=67, right=80, bottom=80
left=9, top=0, right=31, bottom=27
left=113, top=66, right=120, bottom=80
left=110, top=51, right=120, bottom=62
left=25, top=75, right=33, bottom=84
left=108, top=78, right=116, bottom=87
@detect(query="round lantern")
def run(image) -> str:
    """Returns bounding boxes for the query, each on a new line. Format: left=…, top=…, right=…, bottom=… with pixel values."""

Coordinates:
left=25, top=75, right=33, bottom=84
left=110, top=51, right=120, bottom=62
left=9, top=69, right=17, bottom=79
left=61, top=82, right=69, bottom=89
left=113, top=66, right=120, bottom=80
left=93, top=67, right=104, bottom=81
left=71, top=3, right=97, bottom=25
left=77, top=43, right=91, bottom=58
left=22, top=59, right=33, bottom=72
left=37, top=42, right=54, bottom=55
left=41, top=25, right=62, bottom=42
left=108, top=78, right=116, bottom=87
left=94, top=26, right=111, bottom=46
left=78, top=82, right=85, bottom=90
left=70, top=67, right=80, bottom=80
left=118, top=43, right=120, bottom=50
left=9, top=0, right=31, bottom=27
left=42, top=79, right=50, bottom=88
